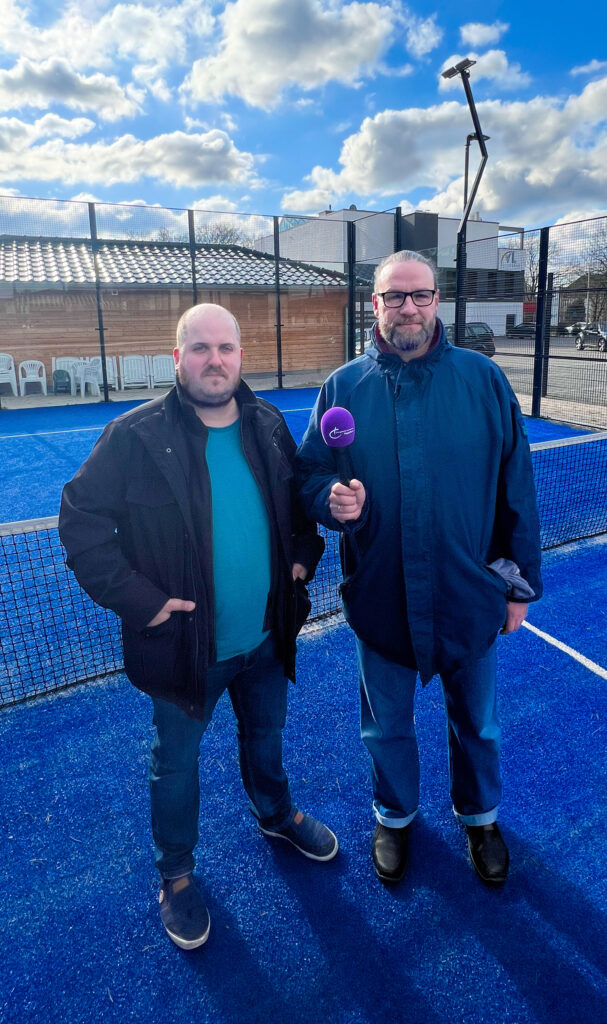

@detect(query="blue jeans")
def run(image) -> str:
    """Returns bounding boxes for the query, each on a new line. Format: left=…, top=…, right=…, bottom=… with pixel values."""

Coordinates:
left=357, top=638, right=501, bottom=828
left=149, top=634, right=292, bottom=879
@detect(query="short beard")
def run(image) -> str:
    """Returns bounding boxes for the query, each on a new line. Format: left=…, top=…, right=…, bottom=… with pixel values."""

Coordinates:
left=176, top=367, right=239, bottom=408
left=383, top=318, right=436, bottom=353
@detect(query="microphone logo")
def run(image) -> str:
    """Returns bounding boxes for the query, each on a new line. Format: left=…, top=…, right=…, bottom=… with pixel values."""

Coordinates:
left=328, top=426, right=355, bottom=440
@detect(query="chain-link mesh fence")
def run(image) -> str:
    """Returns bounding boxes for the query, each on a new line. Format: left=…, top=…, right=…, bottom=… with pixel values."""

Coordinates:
left=0, top=197, right=349, bottom=401
left=0, top=196, right=605, bottom=426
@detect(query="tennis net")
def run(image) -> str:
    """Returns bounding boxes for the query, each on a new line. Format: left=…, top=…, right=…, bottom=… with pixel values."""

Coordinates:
left=1, top=431, right=606, bottom=708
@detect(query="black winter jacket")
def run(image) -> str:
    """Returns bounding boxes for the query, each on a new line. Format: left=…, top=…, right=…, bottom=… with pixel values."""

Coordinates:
left=59, top=383, right=324, bottom=718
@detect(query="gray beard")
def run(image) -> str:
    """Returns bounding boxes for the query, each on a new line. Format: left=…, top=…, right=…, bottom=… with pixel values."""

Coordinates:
left=384, top=318, right=436, bottom=353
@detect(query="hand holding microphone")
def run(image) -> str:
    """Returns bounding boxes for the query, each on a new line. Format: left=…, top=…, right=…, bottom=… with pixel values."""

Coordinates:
left=320, top=406, right=366, bottom=523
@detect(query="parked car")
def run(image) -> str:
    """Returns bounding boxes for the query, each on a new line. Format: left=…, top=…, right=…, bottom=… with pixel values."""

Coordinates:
left=573, top=322, right=607, bottom=351
left=506, top=321, right=536, bottom=338
left=565, top=321, right=587, bottom=334
left=506, top=322, right=567, bottom=339
left=444, top=322, right=495, bottom=357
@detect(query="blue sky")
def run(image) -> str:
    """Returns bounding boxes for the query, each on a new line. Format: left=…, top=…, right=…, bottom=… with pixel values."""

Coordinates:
left=1, top=0, right=606, bottom=230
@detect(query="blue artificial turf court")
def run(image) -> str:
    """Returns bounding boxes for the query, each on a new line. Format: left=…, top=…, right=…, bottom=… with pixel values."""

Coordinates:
left=1, top=388, right=605, bottom=1023
left=0, top=387, right=593, bottom=523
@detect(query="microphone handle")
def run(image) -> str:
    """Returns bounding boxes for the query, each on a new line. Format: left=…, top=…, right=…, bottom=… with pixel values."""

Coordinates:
left=336, top=448, right=352, bottom=488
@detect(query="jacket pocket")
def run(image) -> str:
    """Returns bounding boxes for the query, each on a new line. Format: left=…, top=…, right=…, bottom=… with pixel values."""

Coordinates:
left=123, top=615, right=181, bottom=692
left=480, top=561, right=509, bottom=596
left=293, top=577, right=312, bottom=635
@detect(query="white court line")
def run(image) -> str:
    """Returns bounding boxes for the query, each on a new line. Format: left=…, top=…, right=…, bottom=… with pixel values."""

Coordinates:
left=522, top=621, right=607, bottom=680
left=0, top=426, right=103, bottom=440
left=0, top=408, right=315, bottom=441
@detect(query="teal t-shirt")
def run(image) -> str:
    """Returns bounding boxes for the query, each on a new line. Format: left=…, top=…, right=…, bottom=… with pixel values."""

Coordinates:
left=205, top=420, right=272, bottom=661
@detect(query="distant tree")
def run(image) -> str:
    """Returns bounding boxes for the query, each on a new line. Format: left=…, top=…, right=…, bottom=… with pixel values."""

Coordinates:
left=583, top=221, right=607, bottom=321
left=194, top=221, right=253, bottom=246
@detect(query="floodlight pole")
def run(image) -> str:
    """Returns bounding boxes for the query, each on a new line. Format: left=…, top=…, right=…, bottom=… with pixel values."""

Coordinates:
left=441, top=59, right=489, bottom=349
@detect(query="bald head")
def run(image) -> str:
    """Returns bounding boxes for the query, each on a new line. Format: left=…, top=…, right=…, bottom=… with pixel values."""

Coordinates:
left=176, top=303, right=241, bottom=351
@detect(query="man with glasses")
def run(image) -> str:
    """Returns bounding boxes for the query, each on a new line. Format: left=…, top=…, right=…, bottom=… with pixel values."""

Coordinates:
left=296, top=251, right=542, bottom=888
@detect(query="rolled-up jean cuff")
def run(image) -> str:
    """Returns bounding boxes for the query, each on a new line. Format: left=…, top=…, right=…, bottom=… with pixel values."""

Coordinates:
left=160, top=868, right=194, bottom=882
left=453, top=805, right=498, bottom=826
left=374, top=805, right=418, bottom=828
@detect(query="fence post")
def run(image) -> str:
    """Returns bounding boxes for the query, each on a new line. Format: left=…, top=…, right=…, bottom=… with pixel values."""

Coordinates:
left=532, top=227, right=550, bottom=417
left=273, top=217, right=284, bottom=389
left=393, top=209, right=402, bottom=253
left=88, top=202, right=109, bottom=402
left=346, top=220, right=356, bottom=362
left=541, top=270, right=553, bottom=398
left=188, top=210, right=198, bottom=306
left=454, top=223, right=467, bottom=348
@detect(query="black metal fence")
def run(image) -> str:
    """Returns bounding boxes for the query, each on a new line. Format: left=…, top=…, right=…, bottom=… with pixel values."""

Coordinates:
left=448, top=218, right=607, bottom=428
left=0, top=196, right=605, bottom=427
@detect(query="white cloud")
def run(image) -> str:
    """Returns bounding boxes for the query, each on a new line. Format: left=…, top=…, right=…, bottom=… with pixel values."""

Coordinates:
left=405, top=14, right=443, bottom=59
left=132, top=65, right=172, bottom=103
left=281, top=187, right=332, bottom=214
left=184, top=116, right=210, bottom=131
left=439, top=51, right=531, bottom=91
left=288, top=76, right=607, bottom=226
left=0, top=113, right=95, bottom=151
left=181, top=0, right=398, bottom=110
left=192, top=195, right=239, bottom=212
left=459, top=22, right=509, bottom=48
left=0, top=0, right=215, bottom=71
left=571, top=59, right=607, bottom=77
left=220, top=113, right=238, bottom=132
left=0, top=58, right=140, bottom=120
left=1, top=127, right=258, bottom=190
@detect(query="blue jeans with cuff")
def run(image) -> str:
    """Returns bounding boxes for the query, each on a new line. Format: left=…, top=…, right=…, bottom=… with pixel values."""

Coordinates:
left=356, top=637, right=501, bottom=829
left=149, top=633, right=292, bottom=879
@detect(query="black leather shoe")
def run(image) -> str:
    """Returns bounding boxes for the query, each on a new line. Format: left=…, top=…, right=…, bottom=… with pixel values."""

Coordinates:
left=465, top=822, right=509, bottom=886
left=372, top=823, right=410, bottom=884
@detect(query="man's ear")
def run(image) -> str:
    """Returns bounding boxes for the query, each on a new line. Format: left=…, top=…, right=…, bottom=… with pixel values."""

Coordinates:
left=173, top=346, right=179, bottom=368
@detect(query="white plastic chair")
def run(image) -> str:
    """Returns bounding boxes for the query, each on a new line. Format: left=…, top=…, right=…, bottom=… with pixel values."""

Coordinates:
left=52, top=357, right=78, bottom=396
left=78, top=361, right=101, bottom=397
left=150, top=354, right=176, bottom=388
left=19, top=359, right=47, bottom=396
left=0, top=353, right=18, bottom=396
left=119, top=354, right=150, bottom=390
left=89, top=356, right=119, bottom=390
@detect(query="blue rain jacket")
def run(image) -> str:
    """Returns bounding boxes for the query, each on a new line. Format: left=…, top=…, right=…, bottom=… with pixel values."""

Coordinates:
left=296, top=322, right=542, bottom=683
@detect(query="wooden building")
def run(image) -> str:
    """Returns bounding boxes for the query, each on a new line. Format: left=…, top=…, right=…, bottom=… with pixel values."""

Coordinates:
left=0, top=236, right=348, bottom=393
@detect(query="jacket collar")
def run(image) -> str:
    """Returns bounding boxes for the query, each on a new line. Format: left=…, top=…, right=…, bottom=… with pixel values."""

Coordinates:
left=168, top=378, right=276, bottom=433
left=367, top=318, right=449, bottom=374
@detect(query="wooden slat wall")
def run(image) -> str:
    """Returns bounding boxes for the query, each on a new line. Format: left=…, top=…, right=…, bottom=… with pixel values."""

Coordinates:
left=0, top=286, right=348, bottom=386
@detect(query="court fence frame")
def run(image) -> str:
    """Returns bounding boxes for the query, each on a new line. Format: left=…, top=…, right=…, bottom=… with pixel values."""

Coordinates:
left=1, top=196, right=605, bottom=427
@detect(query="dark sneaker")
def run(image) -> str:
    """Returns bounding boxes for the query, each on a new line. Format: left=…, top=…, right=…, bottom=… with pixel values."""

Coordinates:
left=159, top=874, right=210, bottom=949
left=258, top=807, right=338, bottom=861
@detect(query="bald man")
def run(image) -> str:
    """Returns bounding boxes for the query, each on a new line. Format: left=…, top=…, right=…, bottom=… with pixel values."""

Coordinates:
left=60, top=303, right=335, bottom=951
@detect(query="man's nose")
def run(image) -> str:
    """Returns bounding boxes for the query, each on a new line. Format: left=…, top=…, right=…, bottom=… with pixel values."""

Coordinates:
left=401, top=294, right=418, bottom=312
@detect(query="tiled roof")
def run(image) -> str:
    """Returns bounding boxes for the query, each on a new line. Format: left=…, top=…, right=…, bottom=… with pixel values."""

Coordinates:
left=0, top=237, right=346, bottom=289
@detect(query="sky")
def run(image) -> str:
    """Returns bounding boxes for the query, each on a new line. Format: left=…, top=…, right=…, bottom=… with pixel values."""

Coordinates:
left=1, top=0, right=606, bottom=232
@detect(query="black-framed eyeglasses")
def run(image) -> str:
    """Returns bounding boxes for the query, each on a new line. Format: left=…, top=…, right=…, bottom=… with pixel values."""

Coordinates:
left=378, top=290, right=436, bottom=308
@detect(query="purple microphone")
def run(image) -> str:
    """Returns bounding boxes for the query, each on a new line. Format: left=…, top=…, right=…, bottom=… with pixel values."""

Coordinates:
left=320, top=406, right=355, bottom=486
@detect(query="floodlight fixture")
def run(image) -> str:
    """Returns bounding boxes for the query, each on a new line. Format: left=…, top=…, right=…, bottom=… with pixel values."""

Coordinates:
left=441, top=58, right=476, bottom=80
